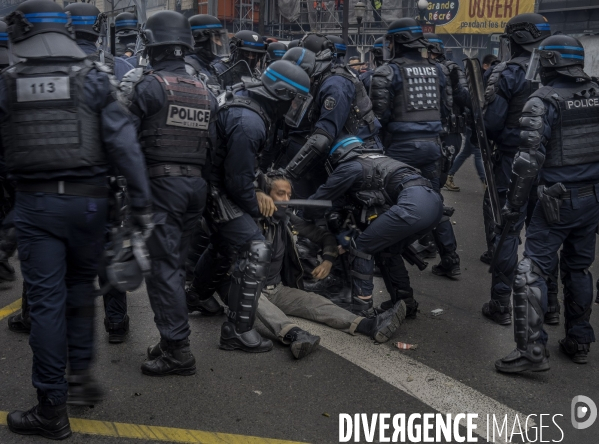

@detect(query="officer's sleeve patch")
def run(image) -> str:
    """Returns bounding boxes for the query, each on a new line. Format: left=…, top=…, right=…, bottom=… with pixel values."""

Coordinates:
left=324, top=96, right=336, bottom=111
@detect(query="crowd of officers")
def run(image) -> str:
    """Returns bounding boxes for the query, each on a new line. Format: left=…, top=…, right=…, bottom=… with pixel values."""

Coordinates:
left=0, top=0, right=597, bottom=440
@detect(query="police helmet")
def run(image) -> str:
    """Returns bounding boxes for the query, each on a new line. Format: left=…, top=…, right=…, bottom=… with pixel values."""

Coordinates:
left=299, top=33, right=334, bottom=76
left=65, top=2, right=103, bottom=39
left=6, top=0, right=86, bottom=59
left=188, top=14, right=230, bottom=58
left=424, top=32, right=444, bottom=55
left=504, top=13, right=550, bottom=53
left=369, top=37, right=385, bottom=67
left=326, top=35, right=347, bottom=58
left=282, top=47, right=316, bottom=77
left=266, top=41, right=288, bottom=64
left=143, top=10, right=193, bottom=50
left=232, top=30, right=267, bottom=53
left=0, top=20, right=9, bottom=67
left=386, top=18, right=425, bottom=49
left=287, top=39, right=300, bottom=49
left=538, top=35, right=590, bottom=81
left=328, top=136, right=367, bottom=167
left=115, top=11, right=137, bottom=37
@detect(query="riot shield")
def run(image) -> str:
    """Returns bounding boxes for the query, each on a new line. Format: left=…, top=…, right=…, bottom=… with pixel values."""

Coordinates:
left=218, top=61, right=253, bottom=89
left=463, top=57, right=503, bottom=227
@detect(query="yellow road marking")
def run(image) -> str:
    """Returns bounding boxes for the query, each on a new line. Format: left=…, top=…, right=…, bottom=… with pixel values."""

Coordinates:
left=0, top=298, right=20, bottom=321
left=0, top=411, right=307, bottom=443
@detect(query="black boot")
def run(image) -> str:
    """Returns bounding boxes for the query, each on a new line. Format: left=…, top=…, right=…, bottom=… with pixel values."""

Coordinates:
left=7, top=403, right=71, bottom=440
left=8, top=283, right=30, bottom=333
left=369, top=301, right=406, bottom=343
left=432, top=252, right=461, bottom=278
left=67, top=370, right=103, bottom=406
left=147, top=339, right=167, bottom=360
left=284, top=327, right=320, bottom=359
left=186, top=286, right=224, bottom=316
left=0, top=258, right=15, bottom=281
left=480, top=250, right=493, bottom=265
left=220, top=322, right=273, bottom=353
left=559, top=337, right=590, bottom=364
left=104, top=314, right=129, bottom=344
left=349, top=296, right=374, bottom=318
left=482, top=298, right=512, bottom=325
left=495, top=343, right=550, bottom=373
left=141, top=339, right=196, bottom=376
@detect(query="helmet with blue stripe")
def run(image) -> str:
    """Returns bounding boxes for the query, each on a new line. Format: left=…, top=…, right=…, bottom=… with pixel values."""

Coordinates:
left=232, top=30, right=266, bottom=53
left=261, top=60, right=310, bottom=101
left=6, top=0, right=86, bottom=59
left=424, top=32, right=444, bottom=55
left=0, top=20, right=9, bottom=67
left=538, top=35, right=590, bottom=81
left=143, top=10, right=193, bottom=51
left=115, top=12, right=138, bottom=37
left=65, top=2, right=103, bottom=38
left=188, top=14, right=229, bottom=58
left=504, top=13, right=550, bottom=53
left=328, top=136, right=370, bottom=167
left=326, top=35, right=347, bottom=57
left=386, top=18, right=426, bottom=50
left=266, top=41, right=288, bottom=64
left=282, top=47, right=316, bottom=77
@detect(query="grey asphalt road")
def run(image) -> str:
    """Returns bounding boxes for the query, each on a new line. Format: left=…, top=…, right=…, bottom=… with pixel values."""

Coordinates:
left=0, top=159, right=598, bottom=444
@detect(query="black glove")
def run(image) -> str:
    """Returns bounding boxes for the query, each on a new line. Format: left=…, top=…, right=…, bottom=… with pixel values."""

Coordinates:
left=131, top=208, right=154, bottom=240
left=501, top=204, right=520, bottom=225
left=450, top=68, right=461, bottom=86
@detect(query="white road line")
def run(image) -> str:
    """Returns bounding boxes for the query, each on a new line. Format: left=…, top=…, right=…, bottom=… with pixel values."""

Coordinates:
left=291, top=317, right=531, bottom=444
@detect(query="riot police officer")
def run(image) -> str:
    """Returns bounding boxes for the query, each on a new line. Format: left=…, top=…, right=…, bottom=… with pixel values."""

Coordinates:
left=304, top=136, right=443, bottom=316
left=360, top=37, right=384, bottom=92
left=65, top=2, right=134, bottom=81
left=326, top=34, right=347, bottom=66
left=185, top=14, right=230, bottom=94
left=119, top=10, right=214, bottom=376
left=495, top=35, right=599, bottom=372
left=370, top=18, right=461, bottom=278
left=284, top=33, right=381, bottom=199
left=114, top=11, right=138, bottom=58
left=1, top=0, right=151, bottom=438
left=213, top=29, right=266, bottom=78
left=185, top=61, right=312, bottom=353
left=481, top=13, right=552, bottom=326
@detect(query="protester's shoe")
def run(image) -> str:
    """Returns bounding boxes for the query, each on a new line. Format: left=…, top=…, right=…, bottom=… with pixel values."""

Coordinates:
left=285, top=328, right=321, bottom=359
left=67, top=370, right=104, bottom=406
left=444, top=175, right=460, bottom=192
left=432, top=253, right=461, bottom=278
left=480, top=250, right=493, bottom=265
left=371, top=301, right=406, bottom=343
left=495, top=346, right=550, bottom=373
left=559, top=337, right=589, bottom=364
left=141, top=340, right=196, bottom=376
left=7, top=403, right=71, bottom=440
left=8, top=311, right=31, bottom=333
left=219, top=322, right=273, bottom=353
left=104, top=314, right=129, bottom=344
left=186, top=287, right=224, bottom=316
left=147, top=339, right=167, bottom=360
left=482, top=300, right=512, bottom=325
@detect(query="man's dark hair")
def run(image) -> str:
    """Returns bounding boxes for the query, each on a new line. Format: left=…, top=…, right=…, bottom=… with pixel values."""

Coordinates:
left=482, top=54, right=498, bottom=66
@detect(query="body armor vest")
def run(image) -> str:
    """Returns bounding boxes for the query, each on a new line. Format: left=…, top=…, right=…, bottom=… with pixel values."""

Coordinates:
left=313, top=65, right=376, bottom=134
left=532, top=81, right=599, bottom=168
left=0, top=59, right=106, bottom=173
left=184, top=55, right=220, bottom=92
left=139, top=72, right=211, bottom=166
left=391, top=57, right=441, bottom=123
left=488, top=56, right=537, bottom=128
left=353, top=153, right=418, bottom=203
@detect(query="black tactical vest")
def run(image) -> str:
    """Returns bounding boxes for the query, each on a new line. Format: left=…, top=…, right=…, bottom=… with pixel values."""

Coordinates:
left=139, top=72, right=211, bottom=166
left=0, top=59, right=106, bottom=173
left=532, top=82, right=599, bottom=168
left=353, top=153, right=418, bottom=203
left=390, top=57, right=442, bottom=123
left=312, top=65, right=376, bottom=134
left=487, top=56, right=537, bottom=128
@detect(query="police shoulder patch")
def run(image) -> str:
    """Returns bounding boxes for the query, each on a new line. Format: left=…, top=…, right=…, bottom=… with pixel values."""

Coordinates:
left=324, top=96, right=336, bottom=111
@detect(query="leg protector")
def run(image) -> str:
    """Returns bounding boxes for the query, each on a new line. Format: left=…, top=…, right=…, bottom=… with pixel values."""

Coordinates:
left=545, top=267, right=560, bottom=325
left=227, top=241, right=272, bottom=333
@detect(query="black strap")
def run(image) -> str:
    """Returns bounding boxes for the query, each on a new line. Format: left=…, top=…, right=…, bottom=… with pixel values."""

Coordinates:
left=399, top=178, right=432, bottom=192
left=147, top=164, right=202, bottom=179
left=16, top=181, right=108, bottom=198
left=560, top=184, right=595, bottom=199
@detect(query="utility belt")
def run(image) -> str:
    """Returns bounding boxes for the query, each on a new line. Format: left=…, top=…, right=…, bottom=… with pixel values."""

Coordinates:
left=16, top=180, right=108, bottom=198
left=537, top=183, right=597, bottom=225
left=147, top=164, right=202, bottom=179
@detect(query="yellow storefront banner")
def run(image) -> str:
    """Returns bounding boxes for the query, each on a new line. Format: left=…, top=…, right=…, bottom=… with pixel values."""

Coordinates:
left=426, top=0, right=536, bottom=35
